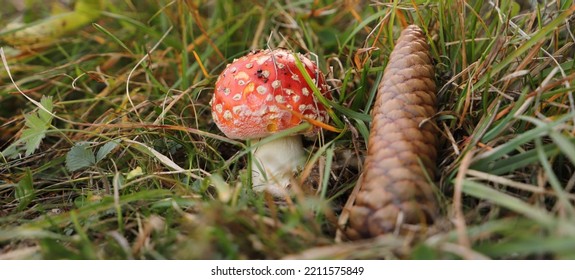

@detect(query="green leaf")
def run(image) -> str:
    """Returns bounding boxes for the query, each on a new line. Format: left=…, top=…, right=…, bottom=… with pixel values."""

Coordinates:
left=0, top=144, right=18, bottom=159
left=125, top=166, right=143, bottom=180
left=9, top=95, right=55, bottom=157
left=21, top=114, right=48, bottom=156
left=15, top=168, right=35, bottom=211
left=66, top=143, right=96, bottom=172
left=96, top=140, right=119, bottom=163
left=38, top=95, right=53, bottom=123
left=24, top=111, right=45, bottom=130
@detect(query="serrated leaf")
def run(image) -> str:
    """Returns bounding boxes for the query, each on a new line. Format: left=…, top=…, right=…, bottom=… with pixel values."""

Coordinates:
left=21, top=114, right=48, bottom=156
left=66, top=144, right=96, bottom=172
left=1, top=144, right=19, bottom=159
left=24, top=113, right=45, bottom=130
left=17, top=95, right=54, bottom=156
left=96, top=140, right=118, bottom=163
left=15, top=168, right=35, bottom=211
left=38, top=95, right=54, bottom=123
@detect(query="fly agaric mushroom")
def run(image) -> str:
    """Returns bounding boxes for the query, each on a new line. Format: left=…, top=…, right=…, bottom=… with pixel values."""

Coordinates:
left=211, top=49, right=330, bottom=196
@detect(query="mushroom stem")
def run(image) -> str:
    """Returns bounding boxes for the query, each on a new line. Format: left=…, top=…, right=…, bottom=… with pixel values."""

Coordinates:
left=251, top=135, right=305, bottom=197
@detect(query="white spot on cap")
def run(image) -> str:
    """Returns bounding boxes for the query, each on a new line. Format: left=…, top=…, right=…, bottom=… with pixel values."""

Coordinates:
left=232, top=106, right=242, bottom=115
left=293, top=95, right=301, bottom=102
left=257, top=85, right=267, bottom=95
left=238, top=80, right=246, bottom=86
left=245, top=63, right=253, bottom=69
left=261, top=70, right=270, bottom=78
left=235, top=71, right=249, bottom=80
left=230, top=67, right=237, bottom=73
left=303, top=104, right=317, bottom=112
left=284, top=89, right=294, bottom=95
left=265, top=95, right=273, bottom=102
left=302, top=88, right=310, bottom=96
left=223, top=88, right=231, bottom=95
left=298, top=104, right=306, bottom=112
left=277, top=63, right=285, bottom=69
left=272, top=80, right=281, bottom=89
left=215, top=103, right=223, bottom=113
left=256, top=55, right=270, bottom=65
left=232, top=94, right=242, bottom=101
left=223, top=110, right=232, bottom=120
left=275, top=95, right=286, bottom=103
left=269, top=105, right=279, bottom=113
left=291, top=74, right=300, bottom=82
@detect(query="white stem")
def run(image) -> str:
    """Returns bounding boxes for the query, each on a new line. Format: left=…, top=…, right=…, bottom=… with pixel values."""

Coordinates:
left=251, top=135, right=305, bottom=197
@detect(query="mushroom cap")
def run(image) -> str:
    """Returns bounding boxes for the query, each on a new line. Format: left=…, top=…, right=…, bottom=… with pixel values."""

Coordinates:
left=211, top=49, right=330, bottom=140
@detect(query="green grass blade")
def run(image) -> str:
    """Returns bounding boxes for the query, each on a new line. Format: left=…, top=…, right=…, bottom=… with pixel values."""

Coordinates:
left=471, top=112, right=575, bottom=166
left=474, top=6, right=575, bottom=89
left=461, top=180, right=558, bottom=229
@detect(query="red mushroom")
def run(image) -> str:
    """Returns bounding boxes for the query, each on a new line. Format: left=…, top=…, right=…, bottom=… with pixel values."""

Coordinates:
left=210, top=49, right=330, bottom=196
